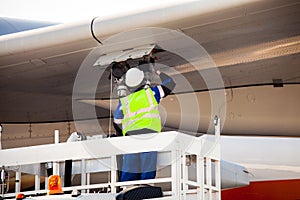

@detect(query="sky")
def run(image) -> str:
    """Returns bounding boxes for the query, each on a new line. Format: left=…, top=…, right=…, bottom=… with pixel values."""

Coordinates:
left=0, top=0, right=185, bottom=23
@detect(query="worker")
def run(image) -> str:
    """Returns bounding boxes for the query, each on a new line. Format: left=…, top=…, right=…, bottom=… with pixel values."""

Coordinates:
left=113, top=65, right=175, bottom=182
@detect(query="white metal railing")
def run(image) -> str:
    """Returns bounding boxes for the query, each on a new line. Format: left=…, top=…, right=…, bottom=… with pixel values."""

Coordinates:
left=0, top=117, right=221, bottom=200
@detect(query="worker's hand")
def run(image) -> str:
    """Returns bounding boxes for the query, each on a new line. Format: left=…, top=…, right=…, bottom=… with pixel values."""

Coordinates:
left=156, top=70, right=161, bottom=75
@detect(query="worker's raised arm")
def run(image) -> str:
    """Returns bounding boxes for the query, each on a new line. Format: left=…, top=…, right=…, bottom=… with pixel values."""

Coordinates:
left=156, top=70, right=176, bottom=97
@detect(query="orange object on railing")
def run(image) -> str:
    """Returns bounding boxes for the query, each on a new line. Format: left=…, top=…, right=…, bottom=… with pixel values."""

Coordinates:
left=15, top=193, right=25, bottom=199
left=47, top=175, right=63, bottom=195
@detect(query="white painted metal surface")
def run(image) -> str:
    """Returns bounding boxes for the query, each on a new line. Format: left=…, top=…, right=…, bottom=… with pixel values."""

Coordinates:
left=0, top=0, right=257, bottom=56
left=0, top=118, right=221, bottom=199
left=93, top=44, right=155, bottom=66
left=221, top=136, right=300, bottom=182
left=53, top=130, right=60, bottom=176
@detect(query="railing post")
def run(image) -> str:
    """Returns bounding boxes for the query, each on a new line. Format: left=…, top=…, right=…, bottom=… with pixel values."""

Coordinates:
left=215, top=159, right=221, bottom=200
left=206, top=158, right=212, bottom=200
left=110, top=155, right=117, bottom=193
left=15, top=168, right=21, bottom=193
left=171, top=139, right=181, bottom=199
left=87, top=173, right=90, bottom=193
left=53, top=130, right=60, bottom=176
left=35, top=164, right=40, bottom=191
left=81, top=159, right=86, bottom=193
left=182, top=154, right=188, bottom=200
left=197, top=156, right=205, bottom=200
left=214, top=115, right=221, bottom=200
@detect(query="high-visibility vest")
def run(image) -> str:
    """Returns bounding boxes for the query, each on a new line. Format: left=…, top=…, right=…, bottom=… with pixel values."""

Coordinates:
left=120, top=88, right=161, bottom=136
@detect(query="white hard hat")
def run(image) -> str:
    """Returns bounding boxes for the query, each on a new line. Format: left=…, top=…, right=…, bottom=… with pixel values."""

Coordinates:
left=125, top=68, right=144, bottom=88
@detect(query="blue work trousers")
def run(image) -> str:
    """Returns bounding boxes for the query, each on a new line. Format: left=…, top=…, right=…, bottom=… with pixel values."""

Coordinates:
left=120, top=151, right=157, bottom=182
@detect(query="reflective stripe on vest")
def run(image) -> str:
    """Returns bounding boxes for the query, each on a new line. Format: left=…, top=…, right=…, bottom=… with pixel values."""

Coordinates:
left=120, top=88, right=161, bottom=135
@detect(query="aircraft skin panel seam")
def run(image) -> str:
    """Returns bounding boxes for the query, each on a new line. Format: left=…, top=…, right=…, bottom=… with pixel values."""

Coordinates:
left=173, top=82, right=300, bottom=95
left=92, top=83, right=300, bottom=101
left=1, top=116, right=112, bottom=125
left=90, top=17, right=102, bottom=45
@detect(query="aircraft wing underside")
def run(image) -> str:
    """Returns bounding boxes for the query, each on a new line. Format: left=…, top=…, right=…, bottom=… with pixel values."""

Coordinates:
left=0, top=0, right=299, bottom=136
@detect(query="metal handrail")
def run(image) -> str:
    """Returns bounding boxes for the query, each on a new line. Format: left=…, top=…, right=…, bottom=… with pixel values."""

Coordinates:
left=0, top=117, right=221, bottom=199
